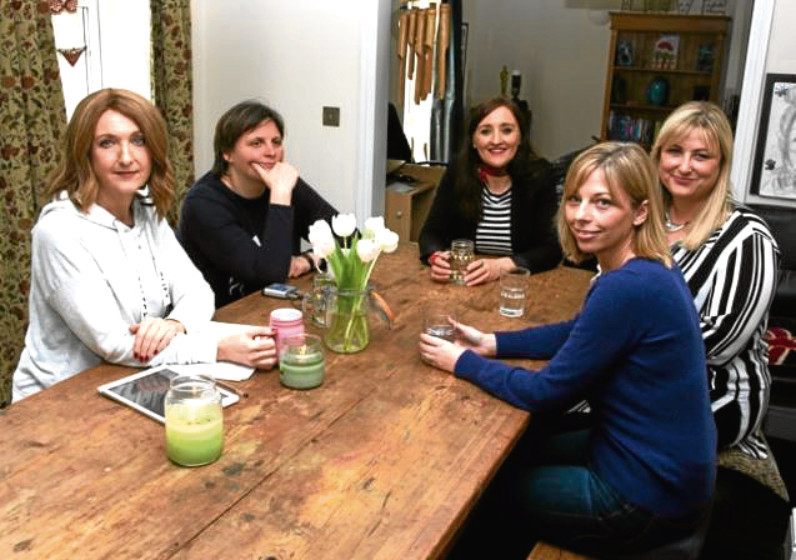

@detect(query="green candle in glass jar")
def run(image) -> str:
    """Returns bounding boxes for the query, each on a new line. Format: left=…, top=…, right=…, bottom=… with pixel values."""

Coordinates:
left=279, top=333, right=325, bottom=389
left=164, top=376, right=224, bottom=467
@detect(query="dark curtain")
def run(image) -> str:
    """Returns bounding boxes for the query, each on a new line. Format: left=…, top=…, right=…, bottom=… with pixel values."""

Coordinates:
left=150, top=0, right=194, bottom=224
left=0, top=0, right=67, bottom=406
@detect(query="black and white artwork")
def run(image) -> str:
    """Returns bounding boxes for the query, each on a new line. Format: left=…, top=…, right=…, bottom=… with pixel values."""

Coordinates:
left=751, top=74, right=796, bottom=201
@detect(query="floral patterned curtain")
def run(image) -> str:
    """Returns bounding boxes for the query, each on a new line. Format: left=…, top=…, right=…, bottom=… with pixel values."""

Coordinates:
left=150, top=0, right=194, bottom=224
left=0, top=1, right=67, bottom=406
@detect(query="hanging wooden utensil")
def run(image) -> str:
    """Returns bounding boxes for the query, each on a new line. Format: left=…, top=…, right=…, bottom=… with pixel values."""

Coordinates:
left=397, top=9, right=410, bottom=104
left=437, top=3, right=450, bottom=99
left=413, top=8, right=426, bottom=105
left=407, top=8, right=417, bottom=81
left=422, top=7, right=436, bottom=101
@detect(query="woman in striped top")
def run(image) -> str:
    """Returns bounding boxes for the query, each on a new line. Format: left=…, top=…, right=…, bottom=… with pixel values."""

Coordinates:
left=419, top=97, right=561, bottom=286
left=652, top=101, right=789, bottom=558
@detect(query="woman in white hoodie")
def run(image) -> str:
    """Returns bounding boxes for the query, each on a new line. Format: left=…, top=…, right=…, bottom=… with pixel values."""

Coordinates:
left=13, top=89, right=276, bottom=401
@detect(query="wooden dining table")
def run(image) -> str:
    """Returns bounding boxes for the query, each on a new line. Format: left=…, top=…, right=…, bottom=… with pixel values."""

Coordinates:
left=0, top=243, right=594, bottom=559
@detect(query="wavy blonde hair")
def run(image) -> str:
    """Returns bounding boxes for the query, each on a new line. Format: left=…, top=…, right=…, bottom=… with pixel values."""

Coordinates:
left=46, top=88, right=176, bottom=219
left=650, top=101, right=734, bottom=250
left=557, top=142, right=671, bottom=267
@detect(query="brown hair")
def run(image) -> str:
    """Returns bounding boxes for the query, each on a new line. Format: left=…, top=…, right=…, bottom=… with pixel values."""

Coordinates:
left=454, top=96, right=543, bottom=221
left=47, top=88, right=175, bottom=219
left=650, top=101, right=734, bottom=250
left=211, top=101, right=285, bottom=177
left=557, top=141, right=671, bottom=267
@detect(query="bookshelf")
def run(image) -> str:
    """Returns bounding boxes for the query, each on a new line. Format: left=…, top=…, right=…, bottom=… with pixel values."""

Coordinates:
left=600, top=12, right=730, bottom=149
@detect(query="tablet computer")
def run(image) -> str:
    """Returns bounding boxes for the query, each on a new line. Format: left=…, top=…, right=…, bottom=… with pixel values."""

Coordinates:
left=97, top=365, right=240, bottom=424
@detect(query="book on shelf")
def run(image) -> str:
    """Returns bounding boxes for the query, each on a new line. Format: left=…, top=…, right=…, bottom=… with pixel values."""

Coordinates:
left=652, top=34, right=680, bottom=70
left=608, top=111, right=662, bottom=146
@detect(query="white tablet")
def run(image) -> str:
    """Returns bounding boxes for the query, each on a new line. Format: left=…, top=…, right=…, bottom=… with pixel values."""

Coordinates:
left=97, top=365, right=240, bottom=424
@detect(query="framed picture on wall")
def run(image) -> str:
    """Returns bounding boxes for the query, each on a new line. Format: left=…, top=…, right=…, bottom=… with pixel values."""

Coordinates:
left=750, top=73, right=796, bottom=201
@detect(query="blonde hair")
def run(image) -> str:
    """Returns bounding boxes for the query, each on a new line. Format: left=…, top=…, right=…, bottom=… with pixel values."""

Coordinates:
left=557, top=142, right=671, bottom=267
left=650, top=101, right=734, bottom=250
left=47, top=88, right=176, bottom=219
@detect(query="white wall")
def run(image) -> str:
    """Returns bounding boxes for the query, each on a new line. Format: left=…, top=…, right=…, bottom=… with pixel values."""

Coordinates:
left=191, top=0, right=389, bottom=221
left=462, top=1, right=751, bottom=160
left=734, top=0, right=796, bottom=207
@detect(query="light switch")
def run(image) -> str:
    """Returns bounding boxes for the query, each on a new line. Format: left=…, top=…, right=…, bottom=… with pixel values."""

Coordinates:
left=322, top=106, right=340, bottom=127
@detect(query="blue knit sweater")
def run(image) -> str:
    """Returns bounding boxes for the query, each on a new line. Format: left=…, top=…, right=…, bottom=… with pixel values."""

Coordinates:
left=455, top=258, right=716, bottom=517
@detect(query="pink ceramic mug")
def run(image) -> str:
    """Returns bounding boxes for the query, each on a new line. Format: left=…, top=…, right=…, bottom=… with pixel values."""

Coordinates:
left=269, top=308, right=305, bottom=355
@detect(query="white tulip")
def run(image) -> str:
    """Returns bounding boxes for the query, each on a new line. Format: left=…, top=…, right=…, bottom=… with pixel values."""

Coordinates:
left=308, top=219, right=333, bottom=245
left=332, top=213, right=357, bottom=238
left=376, top=229, right=399, bottom=253
left=356, top=238, right=381, bottom=262
left=312, top=237, right=336, bottom=259
left=363, top=216, right=386, bottom=238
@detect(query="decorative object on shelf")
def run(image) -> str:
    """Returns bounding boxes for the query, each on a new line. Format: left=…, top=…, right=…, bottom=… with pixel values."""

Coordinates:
left=701, top=0, right=727, bottom=14
left=611, top=75, right=628, bottom=104
left=750, top=73, right=796, bottom=201
left=693, top=85, right=710, bottom=101
left=500, top=65, right=509, bottom=96
left=615, top=40, right=635, bottom=67
left=49, top=0, right=77, bottom=14
left=652, top=34, right=679, bottom=70
left=644, top=0, right=673, bottom=12
left=57, top=46, right=85, bottom=67
left=308, top=215, right=399, bottom=353
left=677, top=0, right=695, bottom=13
left=646, top=76, right=670, bottom=106
left=696, top=43, right=715, bottom=72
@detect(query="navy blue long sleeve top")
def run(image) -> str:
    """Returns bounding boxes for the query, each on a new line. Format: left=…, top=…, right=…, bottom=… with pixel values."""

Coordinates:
left=455, top=258, right=716, bottom=518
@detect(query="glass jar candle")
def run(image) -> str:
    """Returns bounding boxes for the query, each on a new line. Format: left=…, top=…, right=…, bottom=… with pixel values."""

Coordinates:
left=164, top=375, right=224, bottom=467
left=279, top=333, right=325, bottom=389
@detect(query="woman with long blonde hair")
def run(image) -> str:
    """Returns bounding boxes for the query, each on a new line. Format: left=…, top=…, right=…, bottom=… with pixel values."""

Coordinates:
left=420, top=142, right=715, bottom=557
left=652, top=101, right=787, bottom=558
left=13, top=89, right=277, bottom=401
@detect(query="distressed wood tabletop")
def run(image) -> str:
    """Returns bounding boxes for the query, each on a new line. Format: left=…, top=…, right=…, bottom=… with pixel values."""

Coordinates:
left=0, top=243, right=593, bottom=559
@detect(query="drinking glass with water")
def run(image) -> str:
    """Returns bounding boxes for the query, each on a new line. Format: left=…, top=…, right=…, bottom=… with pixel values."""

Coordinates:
left=423, top=306, right=457, bottom=341
left=500, top=267, right=530, bottom=317
left=449, top=239, right=474, bottom=285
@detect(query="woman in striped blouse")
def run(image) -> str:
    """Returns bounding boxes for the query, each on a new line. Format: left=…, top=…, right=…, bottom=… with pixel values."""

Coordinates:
left=418, top=97, right=561, bottom=286
left=652, top=101, right=789, bottom=558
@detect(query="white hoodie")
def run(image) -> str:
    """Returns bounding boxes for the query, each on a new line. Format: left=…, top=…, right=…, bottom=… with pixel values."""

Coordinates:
left=13, top=194, right=218, bottom=400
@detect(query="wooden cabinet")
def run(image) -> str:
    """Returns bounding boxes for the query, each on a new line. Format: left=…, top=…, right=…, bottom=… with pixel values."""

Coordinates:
left=600, top=12, right=730, bottom=148
left=385, top=164, right=445, bottom=243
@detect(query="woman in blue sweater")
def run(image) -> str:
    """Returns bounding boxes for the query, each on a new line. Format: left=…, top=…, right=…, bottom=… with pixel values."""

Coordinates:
left=419, top=142, right=716, bottom=557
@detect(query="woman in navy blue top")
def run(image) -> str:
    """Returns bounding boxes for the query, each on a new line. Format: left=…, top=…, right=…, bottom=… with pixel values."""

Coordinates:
left=419, top=142, right=716, bottom=557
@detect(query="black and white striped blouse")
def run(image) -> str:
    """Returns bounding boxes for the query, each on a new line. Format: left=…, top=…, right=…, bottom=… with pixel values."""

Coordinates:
left=475, top=185, right=513, bottom=255
left=672, top=207, right=780, bottom=460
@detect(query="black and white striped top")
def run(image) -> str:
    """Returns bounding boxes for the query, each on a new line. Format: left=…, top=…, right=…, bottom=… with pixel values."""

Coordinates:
left=475, top=185, right=513, bottom=255
left=673, top=207, right=780, bottom=460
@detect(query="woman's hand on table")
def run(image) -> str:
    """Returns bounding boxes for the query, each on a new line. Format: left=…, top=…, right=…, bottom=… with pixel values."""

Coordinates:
left=129, top=318, right=186, bottom=362
left=418, top=333, right=466, bottom=373
left=452, top=321, right=497, bottom=357
left=288, top=255, right=312, bottom=278
left=217, top=326, right=278, bottom=370
left=429, top=251, right=452, bottom=282
left=464, top=257, right=515, bottom=286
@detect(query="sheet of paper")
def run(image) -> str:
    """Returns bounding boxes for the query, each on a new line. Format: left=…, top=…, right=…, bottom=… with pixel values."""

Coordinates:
left=168, top=321, right=261, bottom=381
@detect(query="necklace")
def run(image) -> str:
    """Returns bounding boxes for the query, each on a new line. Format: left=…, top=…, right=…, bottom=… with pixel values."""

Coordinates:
left=664, top=211, right=690, bottom=233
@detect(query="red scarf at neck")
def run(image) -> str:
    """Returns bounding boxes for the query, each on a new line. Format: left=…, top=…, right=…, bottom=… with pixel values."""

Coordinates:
left=478, top=164, right=508, bottom=184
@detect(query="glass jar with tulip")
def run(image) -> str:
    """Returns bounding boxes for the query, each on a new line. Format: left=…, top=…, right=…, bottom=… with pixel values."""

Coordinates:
left=308, top=214, right=399, bottom=353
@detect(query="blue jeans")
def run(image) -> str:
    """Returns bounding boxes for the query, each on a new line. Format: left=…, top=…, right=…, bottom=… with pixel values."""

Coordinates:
left=510, top=430, right=707, bottom=557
